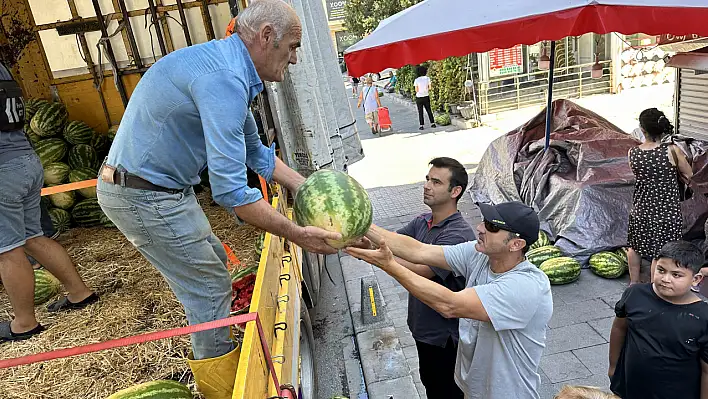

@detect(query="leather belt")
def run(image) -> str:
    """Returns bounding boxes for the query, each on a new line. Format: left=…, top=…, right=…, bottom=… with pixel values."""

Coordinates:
left=100, top=164, right=182, bottom=194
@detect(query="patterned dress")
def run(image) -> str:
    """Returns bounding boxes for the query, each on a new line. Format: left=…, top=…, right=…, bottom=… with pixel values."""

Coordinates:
left=627, top=143, right=682, bottom=260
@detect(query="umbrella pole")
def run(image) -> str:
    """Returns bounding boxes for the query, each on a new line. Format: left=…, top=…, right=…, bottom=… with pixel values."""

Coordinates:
left=544, top=41, right=556, bottom=150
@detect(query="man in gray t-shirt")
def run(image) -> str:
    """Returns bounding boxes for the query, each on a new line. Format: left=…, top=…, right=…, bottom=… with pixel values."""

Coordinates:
left=346, top=201, right=553, bottom=399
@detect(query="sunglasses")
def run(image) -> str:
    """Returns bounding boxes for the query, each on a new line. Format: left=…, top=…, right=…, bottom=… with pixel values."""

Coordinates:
left=484, top=220, right=521, bottom=238
left=484, top=220, right=502, bottom=233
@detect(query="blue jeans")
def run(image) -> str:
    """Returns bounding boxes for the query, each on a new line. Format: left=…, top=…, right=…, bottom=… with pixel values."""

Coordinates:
left=96, top=178, right=234, bottom=360
left=0, top=153, right=44, bottom=254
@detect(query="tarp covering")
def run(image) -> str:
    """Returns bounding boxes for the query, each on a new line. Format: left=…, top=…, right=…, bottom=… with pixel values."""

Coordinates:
left=470, top=99, right=708, bottom=265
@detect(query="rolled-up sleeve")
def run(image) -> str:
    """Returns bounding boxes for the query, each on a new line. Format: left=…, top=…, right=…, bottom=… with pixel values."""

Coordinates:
left=190, top=70, right=270, bottom=208
left=243, top=112, right=275, bottom=182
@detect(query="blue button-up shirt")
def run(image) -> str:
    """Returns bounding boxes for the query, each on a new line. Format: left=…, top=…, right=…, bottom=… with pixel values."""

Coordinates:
left=107, top=35, right=275, bottom=209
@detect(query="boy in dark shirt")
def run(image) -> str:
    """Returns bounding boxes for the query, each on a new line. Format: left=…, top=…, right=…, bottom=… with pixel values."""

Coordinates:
left=608, top=240, right=708, bottom=399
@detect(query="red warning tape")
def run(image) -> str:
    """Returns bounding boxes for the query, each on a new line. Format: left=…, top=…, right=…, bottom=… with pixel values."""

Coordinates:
left=0, top=312, right=284, bottom=397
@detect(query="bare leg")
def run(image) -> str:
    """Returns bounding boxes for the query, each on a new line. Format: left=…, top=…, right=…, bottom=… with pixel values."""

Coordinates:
left=0, top=247, right=39, bottom=333
left=23, top=236, right=93, bottom=303
left=627, top=247, right=642, bottom=285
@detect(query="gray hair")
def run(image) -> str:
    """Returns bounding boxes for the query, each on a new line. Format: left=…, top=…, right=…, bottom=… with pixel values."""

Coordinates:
left=237, top=0, right=299, bottom=43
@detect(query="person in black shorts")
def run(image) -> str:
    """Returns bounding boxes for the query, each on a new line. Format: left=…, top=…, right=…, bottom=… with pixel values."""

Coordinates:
left=608, top=240, right=708, bottom=399
left=351, top=76, right=360, bottom=97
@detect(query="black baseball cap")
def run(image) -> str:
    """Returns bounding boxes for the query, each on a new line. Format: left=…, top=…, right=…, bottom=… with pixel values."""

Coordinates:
left=477, top=201, right=540, bottom=247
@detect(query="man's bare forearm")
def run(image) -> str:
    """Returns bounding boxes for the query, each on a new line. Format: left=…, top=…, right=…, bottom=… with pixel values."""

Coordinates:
left=394, top=256, right=435, bottom=278
left=271, top=157, right=305, bottom=194
left=608, top=318, right=627, bottom=375
left=367, top=225, right=425, bottom=262
left=233, top=199, right=300, bottom=240
left=385, top=260, right=457, bottom=318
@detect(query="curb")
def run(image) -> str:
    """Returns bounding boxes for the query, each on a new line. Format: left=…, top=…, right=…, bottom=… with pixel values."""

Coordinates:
left=338, top=253, right=421, bottom=399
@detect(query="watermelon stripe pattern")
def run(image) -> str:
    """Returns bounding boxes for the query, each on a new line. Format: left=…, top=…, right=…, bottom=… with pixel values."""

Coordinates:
left=293, top=169, right=373, bottom=249
left=527, top=245, right=562, bottom=267
left=24, top=98, right=50, bottom=120
left=589, top=252, right=627, bottom=279
left=35, top=138, right=68, bottom=166
left=72, top=198, right=113, bottom=227
left=30, top=102, right=68, bottom=137
left=63, top=120, right=94, bottom=145
left=68, top=144, right=98, bottom=171
left=34, top=269, right=60, bottom=305
left=528, top=231, right=551, bottom=251
left=106, top=380, right=192, bottom=399
left=44, top=162, right=70, bottom=185
left=69, top=167, right=98, bottom=198
left=48, top=208, right=71, bottom=233
left=540, top=257, right=581, bottom=285
left=49, top=189, right=76, bottom=210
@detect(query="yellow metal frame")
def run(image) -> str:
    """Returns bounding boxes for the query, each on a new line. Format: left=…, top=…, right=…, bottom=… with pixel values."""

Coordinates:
left=232, top=185, right=303, bottom=398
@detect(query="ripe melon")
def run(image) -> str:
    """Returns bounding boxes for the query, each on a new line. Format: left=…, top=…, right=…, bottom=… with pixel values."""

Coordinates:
left=293, top=169, right=372, bottom=249
left=34, top=269, right=60, bottom=305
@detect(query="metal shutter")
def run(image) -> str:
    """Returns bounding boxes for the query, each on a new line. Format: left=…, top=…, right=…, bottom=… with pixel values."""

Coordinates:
left=677, top=69, right=708, bottom=140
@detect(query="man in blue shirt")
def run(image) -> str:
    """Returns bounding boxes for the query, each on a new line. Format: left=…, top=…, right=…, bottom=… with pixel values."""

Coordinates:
left=96, top=1, right=340, bottom=395
left=396, top=158, right=475, bottom=399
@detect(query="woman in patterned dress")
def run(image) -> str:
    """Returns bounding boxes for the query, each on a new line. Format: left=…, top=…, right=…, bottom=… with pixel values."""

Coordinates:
left=626, top=108, right=693, bottom=284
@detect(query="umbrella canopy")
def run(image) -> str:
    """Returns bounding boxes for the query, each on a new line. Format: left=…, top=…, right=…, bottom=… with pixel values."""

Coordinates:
left=343, top=0, right=708, bottom=77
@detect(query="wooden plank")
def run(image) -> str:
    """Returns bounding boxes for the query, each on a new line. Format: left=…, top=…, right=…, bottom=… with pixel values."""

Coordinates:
left=267, top=250, right=300, bottom=396
left=233, top=195, right=285, bottom=398
left=33, top=0, right=230, bottom=31
left=55, top=73, right=140, bottom=133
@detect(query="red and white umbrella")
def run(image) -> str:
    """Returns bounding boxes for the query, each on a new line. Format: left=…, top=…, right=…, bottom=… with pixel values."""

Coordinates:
left=343, top=0, right=708, bottom=77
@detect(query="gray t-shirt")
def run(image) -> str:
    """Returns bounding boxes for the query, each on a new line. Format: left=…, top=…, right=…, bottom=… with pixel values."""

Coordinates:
left=0, top=63, right=32, bottom=166
left=443, top=241, right=553, bottom=399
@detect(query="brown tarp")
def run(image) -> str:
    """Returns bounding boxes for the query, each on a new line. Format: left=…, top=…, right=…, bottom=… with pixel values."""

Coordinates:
left=470, top=99, right=708, bottom=266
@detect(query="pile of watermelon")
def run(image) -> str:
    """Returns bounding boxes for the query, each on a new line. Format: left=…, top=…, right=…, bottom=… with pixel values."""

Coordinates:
left=526, top=231, right=582, bottom=285
left=24, top=98, right=118, bottom=233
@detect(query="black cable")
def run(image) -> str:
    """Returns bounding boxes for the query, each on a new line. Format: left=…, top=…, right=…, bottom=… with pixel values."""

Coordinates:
left=144, top=9, right=157, bottom=62
left=323, top=254, right=335, bottom=285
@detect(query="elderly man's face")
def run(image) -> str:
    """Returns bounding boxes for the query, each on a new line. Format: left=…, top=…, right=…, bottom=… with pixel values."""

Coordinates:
left=261, top=24, right=301, bottom=82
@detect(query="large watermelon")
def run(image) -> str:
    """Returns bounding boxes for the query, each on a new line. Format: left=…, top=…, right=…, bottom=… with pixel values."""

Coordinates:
left=106, top=380, right=192, bottom=399
left=528, top=231, right=551, bottom=251
left=540, top=257, right=581, bottom=285
left=48, top=188, right=76, bottom=210
left=44, top=162, right=71, bottom=185
left=72, top=198, right=113, bottom=227
left=63, top=120, right=94, bottom=145
left=48, top=207, right=71, bottom=233
left=527, top=245, right=562, bottom=267
left=35, top=138, right=68, bottom=166
left=68, top=144, right=98, bottom=170
left=34, top=269, right=60, bottom=305
left=30, top=102, right=68, bottom=137
left=589, top=252, right=627, bottom=279
left=69, top=167, right=98, bottom=198
left=24, top=98, right=50, bottom=120
left=293, top=169, right=372, bottom=249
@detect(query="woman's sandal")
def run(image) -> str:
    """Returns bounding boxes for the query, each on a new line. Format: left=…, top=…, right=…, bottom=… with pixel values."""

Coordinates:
left=47, top=292, right=99, bottom=313
left=0, top=320, right=45, bottom=343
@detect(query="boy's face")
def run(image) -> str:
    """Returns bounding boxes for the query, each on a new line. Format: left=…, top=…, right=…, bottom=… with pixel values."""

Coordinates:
left=653, top=257, right=703, bottom=298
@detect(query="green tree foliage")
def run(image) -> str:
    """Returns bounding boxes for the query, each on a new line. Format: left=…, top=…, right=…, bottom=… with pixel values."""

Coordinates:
left=343, top=0, right=421, bottom=37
